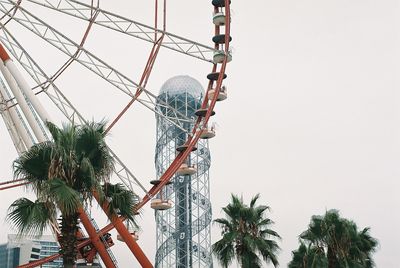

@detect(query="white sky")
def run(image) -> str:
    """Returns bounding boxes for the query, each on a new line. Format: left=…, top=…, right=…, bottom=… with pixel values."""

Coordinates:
left=0, top=0, right=399, bottom=267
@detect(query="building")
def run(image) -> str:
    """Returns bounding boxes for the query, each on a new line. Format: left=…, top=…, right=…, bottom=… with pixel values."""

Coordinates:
left=0, top=244, right=19, bottom=268
left=153, top=76, right=213, bottom=267
left=0, top=234, right=62, bottom=268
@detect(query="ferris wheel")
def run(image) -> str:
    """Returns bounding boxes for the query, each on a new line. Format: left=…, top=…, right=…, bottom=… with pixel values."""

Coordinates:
left=0, top=0, right=232, bottom=267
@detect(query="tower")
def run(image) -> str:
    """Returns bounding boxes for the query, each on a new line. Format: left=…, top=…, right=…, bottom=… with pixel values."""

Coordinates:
left=154, top=76, right=212, bottom=267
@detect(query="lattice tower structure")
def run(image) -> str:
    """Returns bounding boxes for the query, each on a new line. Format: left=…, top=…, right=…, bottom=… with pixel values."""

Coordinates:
left=154, top=76, right=212, bottom=268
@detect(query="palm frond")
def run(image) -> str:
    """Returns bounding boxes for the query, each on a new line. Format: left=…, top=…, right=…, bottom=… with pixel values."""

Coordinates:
left=7, top=198, right=55, bottom=236
left=45, top=121, right=62, bottom=142
left=239, top=249, right=262, bottom=268
left=48, top=178, right=81, bottom=216
left=214, top=218, right=232, bottom=227
left=249, top=193, right=260, bottom=208
left=212, top=237, right=235, bottom=268
left=260, top=228, right=281, bottom=239
left=102, top=183, right=138, bottom=222
left=13, top=142, right=52, bottom=184
left=75, top=156, right=97, bottom=198
left=76, top=121, right=113, bottom=179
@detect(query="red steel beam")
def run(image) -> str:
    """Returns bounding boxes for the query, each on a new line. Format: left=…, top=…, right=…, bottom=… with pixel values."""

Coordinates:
left=94, top=191, right=153, bottom=268
left=18, top=253, right=61, bottom=268
left=0, top=181, right=29, bottom=190
left=0, top=178, right=26, bottom=185
left=78, top=207, right=117, bottom=268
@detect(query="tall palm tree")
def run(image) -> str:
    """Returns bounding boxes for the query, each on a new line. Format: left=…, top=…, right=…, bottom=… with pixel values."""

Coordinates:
left=212, top=194, right=280, bottom=268
left=289, top=210, right=378, bottom=268
left=6, top=121, right=138, bottom=268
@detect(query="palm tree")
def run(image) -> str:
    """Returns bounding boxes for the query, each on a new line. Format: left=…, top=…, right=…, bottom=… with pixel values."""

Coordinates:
left=212, top=194, right=280, bottom=268
left=289, top=210, right=378, bottom=268
left=6, top=121, right=138, bottom=268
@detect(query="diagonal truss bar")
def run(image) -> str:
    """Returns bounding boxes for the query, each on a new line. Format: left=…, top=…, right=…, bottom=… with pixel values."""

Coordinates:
left=25, top=0, right=215, bottom=63
left=0, top=25, right=149, bottom=197
left=0, top=0, right=194, bottom=133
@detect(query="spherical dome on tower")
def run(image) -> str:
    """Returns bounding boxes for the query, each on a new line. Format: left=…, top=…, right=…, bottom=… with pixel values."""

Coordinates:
left=159, top=75, right=204, bottom=99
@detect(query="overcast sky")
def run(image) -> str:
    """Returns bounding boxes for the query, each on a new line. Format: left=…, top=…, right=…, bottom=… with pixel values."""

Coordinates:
left=0, top=0, right=399, bottom=267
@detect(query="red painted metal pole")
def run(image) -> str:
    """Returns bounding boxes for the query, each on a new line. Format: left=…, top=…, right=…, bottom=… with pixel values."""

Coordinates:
left=93, top=192, right=153, bottom=267
left=0, top=178, right=26, bottom=185
left=78, top=207, right=117, bottom=268
left=109, top=216, right=153, bottom=268
left=0, top=181, right=29, bottom=190
left=18, top=253, right=61, bottom=268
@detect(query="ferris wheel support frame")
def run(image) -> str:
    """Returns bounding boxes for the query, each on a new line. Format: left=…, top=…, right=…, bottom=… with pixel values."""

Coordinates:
left=0, top=0, right=232, bottom=266
left=0, top=0, right=199, bottom=198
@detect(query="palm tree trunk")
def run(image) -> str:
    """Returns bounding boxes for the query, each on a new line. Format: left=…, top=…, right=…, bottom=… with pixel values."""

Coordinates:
left=59, top=213, right=79, bottom=268
left=327, top=246, right=338, bottom=268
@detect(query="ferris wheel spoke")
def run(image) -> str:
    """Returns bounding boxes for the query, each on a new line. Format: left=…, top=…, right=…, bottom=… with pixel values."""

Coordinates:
left=0, top=25, right=150, bottom=197
left=24, top=0, right=215, bottom=62
left=0, top=1, right=194, bottom=131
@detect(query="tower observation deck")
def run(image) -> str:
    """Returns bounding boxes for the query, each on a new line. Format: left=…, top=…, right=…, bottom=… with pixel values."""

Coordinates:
left=154, top=75, right=213, bottom=267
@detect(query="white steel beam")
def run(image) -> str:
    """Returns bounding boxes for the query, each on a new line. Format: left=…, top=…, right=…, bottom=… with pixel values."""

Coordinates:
left=0, top=61, right=46, bottom=142
left=0, top=86, right=26, bottom=153
left=5, top=59, right=53, bottom=124
left=0, top=75, right=33, bottom=149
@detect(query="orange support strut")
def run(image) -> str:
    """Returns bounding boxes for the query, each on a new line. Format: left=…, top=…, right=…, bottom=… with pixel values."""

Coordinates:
left=78, top=207, right=117, bottom=268
left=94, top=192, right=153, bottom=268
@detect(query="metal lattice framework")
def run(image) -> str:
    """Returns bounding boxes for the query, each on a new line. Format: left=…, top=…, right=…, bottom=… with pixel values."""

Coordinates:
left=154, top=76, right=212, bottom=268
left=0, top=0, right=232, bottom=267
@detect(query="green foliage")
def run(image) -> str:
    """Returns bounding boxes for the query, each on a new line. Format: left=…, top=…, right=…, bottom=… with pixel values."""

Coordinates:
left=289, top=210, right=378, bottom=268
left=102, top=182, right=139, bottom=224
left=288, top=242, right=327, bottom=268
left=212, top=194, right=280, bottom=268
left=48, top=178, right=80, bottom=216
left=13, top=141, right=53, bottom=194
left=7, top=198, right=56, bottom=236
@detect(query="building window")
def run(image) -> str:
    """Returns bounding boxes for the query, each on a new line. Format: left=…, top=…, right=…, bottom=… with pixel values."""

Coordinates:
left=30, top=253, right=39, bottom=259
